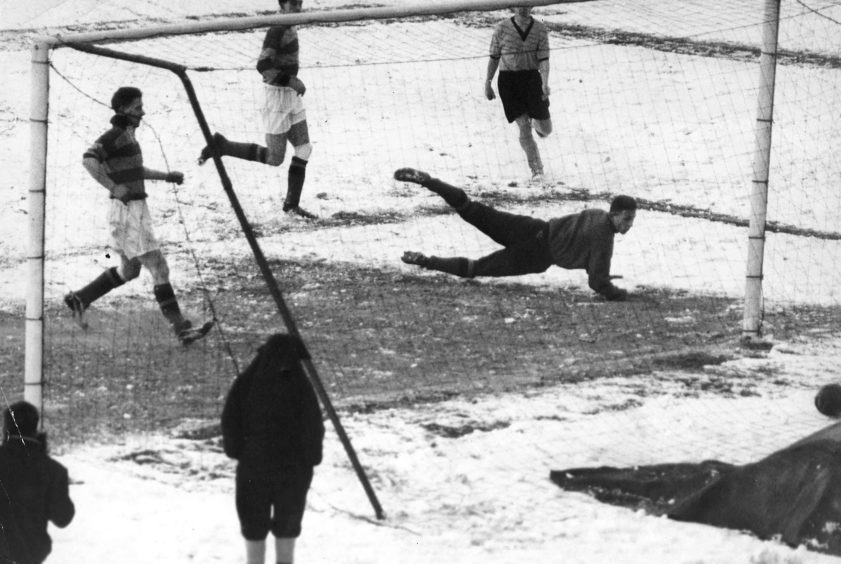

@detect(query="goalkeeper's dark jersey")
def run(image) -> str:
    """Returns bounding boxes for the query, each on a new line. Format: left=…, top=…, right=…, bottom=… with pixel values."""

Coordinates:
left=547, top=209, right=623, bottom=300
left=257, top=25, right=299, bottom=87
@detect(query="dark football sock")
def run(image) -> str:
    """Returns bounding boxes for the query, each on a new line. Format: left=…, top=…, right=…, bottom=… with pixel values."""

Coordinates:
left=224, top=139, right=267, bottom=163
left=153, top=283, right=188, bottom=331
left=75, top=267, right=125, bottom=306
left=424, top=179, right=469, bottom=210
left=283, top=156, right=308, bottom=210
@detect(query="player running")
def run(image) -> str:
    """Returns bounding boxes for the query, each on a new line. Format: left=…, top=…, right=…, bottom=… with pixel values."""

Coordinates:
left=395, top=167, right=636, bottom=301
left=198, top=0, right=316, bottom=220
left=485, top=6, right=552, bottom=180
left=64, top=86, right=212, bottom=345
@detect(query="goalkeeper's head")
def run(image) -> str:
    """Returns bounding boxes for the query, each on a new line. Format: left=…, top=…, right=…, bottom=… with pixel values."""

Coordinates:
left=3, top=400, right=39, bottom=443
left=609, top=195, right=637, bottom=235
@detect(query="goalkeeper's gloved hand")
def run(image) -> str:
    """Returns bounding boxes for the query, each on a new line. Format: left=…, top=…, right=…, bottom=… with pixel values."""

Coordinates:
left=165, top=171, right=184, bottom=185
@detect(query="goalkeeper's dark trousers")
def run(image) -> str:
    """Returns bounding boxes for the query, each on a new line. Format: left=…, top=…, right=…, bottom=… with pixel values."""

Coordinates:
left=421, top=178, right=554, bottom=278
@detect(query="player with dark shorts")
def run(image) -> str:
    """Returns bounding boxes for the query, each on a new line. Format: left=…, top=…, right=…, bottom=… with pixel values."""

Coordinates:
left=486, top=6, right=552, bottom=179
left=395, top=167, right=636, bottom=301
left=222, top=334, right=324, bottom=564
left=497, top=69, right=550, bottom=124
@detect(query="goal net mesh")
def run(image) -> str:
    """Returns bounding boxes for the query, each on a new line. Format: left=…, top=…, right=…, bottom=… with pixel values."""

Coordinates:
left=36, top=0, right=841, bottom=488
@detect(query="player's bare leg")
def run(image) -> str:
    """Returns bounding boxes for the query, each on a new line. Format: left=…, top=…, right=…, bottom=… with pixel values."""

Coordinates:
left=264, top=132, right=288, bottom=166
left=533, top=117, right=553, bottom=138
left=515, top=114, right=543, bottom=178
left=275, top=537, right=296, bottom=564
left=244, top=539, right=266, bottom=564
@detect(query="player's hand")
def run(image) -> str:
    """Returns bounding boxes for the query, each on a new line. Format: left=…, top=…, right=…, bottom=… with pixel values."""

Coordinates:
left=288, top=76, right=306, bottom=96
left=485, top=81, right=496, bottom=101
left=112, top=185, right=130, bottom=203
left=165, top=171, right=184, bottom=185
left=542, top=85, right=551, bottom=100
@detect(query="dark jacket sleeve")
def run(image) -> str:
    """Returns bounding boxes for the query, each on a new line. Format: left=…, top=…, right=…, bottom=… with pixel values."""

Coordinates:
left=296, top=372, right=325, bottom=466
left=47, top=460, right=75, bottom=528
left=221, top=377, right=246, bottom=460
left=587, top=237, right=626, bottom=300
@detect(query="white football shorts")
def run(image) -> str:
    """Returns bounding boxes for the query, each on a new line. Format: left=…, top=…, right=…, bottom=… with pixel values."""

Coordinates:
left=108, top=199, right=161, bottom=259
left=261, top=84, right=307, bottom=135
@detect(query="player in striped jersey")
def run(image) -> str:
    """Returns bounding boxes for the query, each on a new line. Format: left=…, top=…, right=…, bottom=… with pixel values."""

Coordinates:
left=198, top=0, right=316, bottom=220
left=64, top=86, right=212, bottom=345
left=485, top=6, right=553, bottom=180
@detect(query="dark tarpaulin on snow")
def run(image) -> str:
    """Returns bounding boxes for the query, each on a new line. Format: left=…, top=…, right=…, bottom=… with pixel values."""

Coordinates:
left=550, top=421, right=841, bottom=555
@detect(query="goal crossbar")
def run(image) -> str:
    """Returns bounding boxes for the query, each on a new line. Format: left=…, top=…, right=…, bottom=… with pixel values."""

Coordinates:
left=34, top=0, right=589, bottom=47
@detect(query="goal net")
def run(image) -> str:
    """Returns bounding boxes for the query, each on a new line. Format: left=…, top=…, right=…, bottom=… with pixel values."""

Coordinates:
left=23, top=0, right=841, bottom=529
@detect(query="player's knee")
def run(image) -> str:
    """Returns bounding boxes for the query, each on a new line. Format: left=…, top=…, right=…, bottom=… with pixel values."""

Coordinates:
left=118, top=262, right=141, bottom=281
left=265, top=150, right=285, bottom=166
left=535, top=119, right=552, bottom=137
left=293, top=142, right=312, bottom=161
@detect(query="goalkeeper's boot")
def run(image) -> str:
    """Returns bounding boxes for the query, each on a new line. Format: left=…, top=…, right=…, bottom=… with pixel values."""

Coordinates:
left=63, top=292, right=89, bottom=330
left=401, top=251, right=430, bottom=267
left=198, top=133, right=228, bottom=165
left=394, top=168, right=430, bottom=185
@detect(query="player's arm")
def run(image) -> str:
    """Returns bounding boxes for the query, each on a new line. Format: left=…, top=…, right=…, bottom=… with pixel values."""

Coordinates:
left=538, top=58, right=550, bottom=99
left=143, top=167, right=183, bottom=184
left=295, top=370, right=325, bottom=466
left=82, top=144, right=129, bottom=201
left=46, top=462, right=75, bottom=528
left=537, top=25, right=550, bottom=99
left=485, top=57, right=500, bottom=100
left=220, top=377, right=246, bottom=460
left=486, top=26, right=502, bottom=100
left=588, top=245, right=627, bottom=301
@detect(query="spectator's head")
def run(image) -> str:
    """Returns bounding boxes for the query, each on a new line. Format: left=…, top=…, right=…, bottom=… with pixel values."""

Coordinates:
left=4, top=401, right=39, bottom=441
left=609, top=195, right=637, bottom=234
left=259, top=333, right=310, bottom=370
left=110, top=86, right=144, bottom=127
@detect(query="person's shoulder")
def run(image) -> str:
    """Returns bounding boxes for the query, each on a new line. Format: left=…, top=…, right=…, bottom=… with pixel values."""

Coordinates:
left=95, top=125, right=122, bottom=143
left=588, top=208, right=612, bottom=224
left=45, top=455, right=70, bottom=475
left=494, top=17, right=513, bottom=31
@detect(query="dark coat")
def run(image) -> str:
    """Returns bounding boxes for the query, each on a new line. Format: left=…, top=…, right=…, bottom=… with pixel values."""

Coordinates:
left=0, top=437, right=74, bottom=564
left=221, top=335, right=325, bottom=468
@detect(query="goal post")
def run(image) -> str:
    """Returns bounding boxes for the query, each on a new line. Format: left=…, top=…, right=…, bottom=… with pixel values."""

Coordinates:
left=23, top=0, right=591, bottom=520
left=24, top=0, right=835, bottom=531
left=742, top=0, right=781, bottom=342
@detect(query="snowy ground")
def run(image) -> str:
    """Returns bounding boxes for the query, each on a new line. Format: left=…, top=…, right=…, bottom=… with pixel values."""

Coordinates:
left=3, top=1, right=841, bottom=563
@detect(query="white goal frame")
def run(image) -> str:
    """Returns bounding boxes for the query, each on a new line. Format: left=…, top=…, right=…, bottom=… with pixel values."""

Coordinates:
left=25, top=0, right=780, bottom=410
